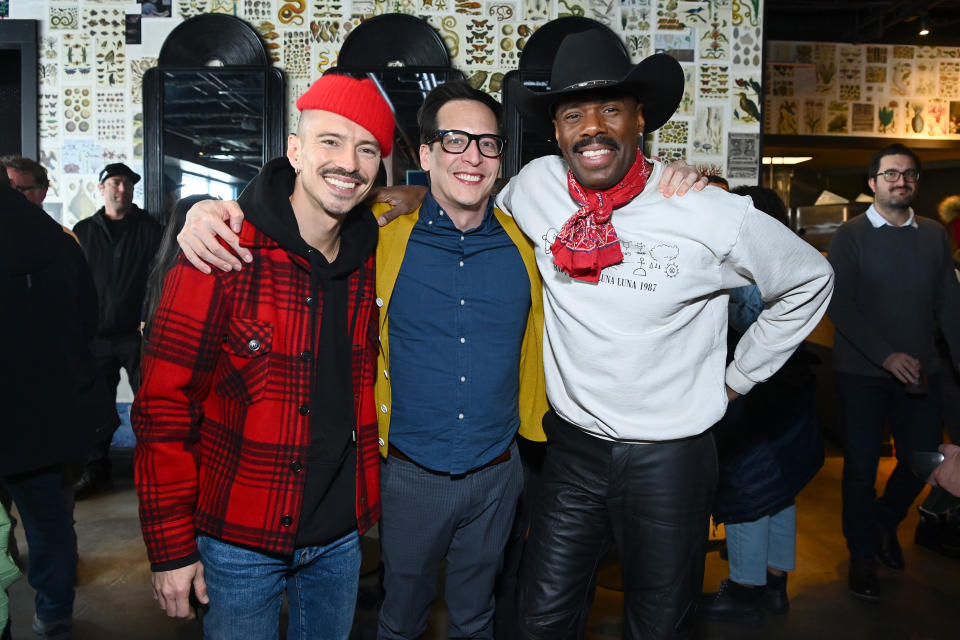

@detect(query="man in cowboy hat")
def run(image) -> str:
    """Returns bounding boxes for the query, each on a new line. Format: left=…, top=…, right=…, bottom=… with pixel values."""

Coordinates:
left=498, top=29, right=833, bottom=638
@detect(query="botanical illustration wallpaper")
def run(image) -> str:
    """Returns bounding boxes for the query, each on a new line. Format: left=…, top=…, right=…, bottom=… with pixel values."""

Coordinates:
left=3, top=0, right=764, bottom=226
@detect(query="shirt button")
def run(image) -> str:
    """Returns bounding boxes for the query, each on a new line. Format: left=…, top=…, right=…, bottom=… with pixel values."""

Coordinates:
left=376, top=297, right=383, bottom=307
left=305, top=296, right=314, bottom=307
left=380, top=404, right=388, bottom=413
left=428, top=220, right=433, bottom=225
left=460, top=299, right=465, bottom=306
left=460, top=376, right=466, bottom=382
left=299, top=404, right=311, bottom=416
left=460, top=337, right=466, bottom=344
left=247, top=339, right=261, bottom=352
left=290, top=460, right=304, bottom=473
left=299, top=351, right=312, bottom=362
left=460, top=234, right=464, bottom=241
left=378, top=437, right=385, bottom=446
left=458, top=413, right=464, bottom=420
left=280, top=515, right=293, bottom=527
left=459, top=260, right=464, bottom=267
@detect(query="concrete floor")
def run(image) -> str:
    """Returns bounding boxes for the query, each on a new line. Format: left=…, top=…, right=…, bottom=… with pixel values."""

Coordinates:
left=7, top=451, right=959, bottom=639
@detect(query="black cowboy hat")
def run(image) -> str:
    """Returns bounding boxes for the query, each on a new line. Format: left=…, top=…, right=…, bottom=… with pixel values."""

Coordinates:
left=510, top=29, right=684, bottom=134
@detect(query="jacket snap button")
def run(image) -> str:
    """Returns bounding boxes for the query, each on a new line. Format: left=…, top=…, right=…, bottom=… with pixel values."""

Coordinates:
left=247, top=339, right=261, bottom=352
left=280, top=515, right=293, bottom=527
left=299, top=404, right=310, bottom=416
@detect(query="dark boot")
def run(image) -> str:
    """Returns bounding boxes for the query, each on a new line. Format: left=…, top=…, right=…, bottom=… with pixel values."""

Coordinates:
left=848, top=556, right=879, bottom=601
left=761, top=571, right=789, bottom=614
left=875, top=524, right=904, bottom=572
left=72, top=467, right=112, bottom=501
left=700, top=579, right=764, bottom=625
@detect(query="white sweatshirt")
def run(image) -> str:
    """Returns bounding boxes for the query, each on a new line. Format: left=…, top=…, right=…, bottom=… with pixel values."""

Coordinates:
left=496, top=157, right=834, bottom=442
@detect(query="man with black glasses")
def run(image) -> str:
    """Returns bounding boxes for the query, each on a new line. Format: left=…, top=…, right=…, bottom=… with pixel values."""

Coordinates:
left=367, top=81, right=549, bottom=639
left=828, top=143, right=960, bottom=601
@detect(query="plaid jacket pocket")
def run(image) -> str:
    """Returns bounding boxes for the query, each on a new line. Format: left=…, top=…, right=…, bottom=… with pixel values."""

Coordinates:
left=214, top=317, right=273, bottom=403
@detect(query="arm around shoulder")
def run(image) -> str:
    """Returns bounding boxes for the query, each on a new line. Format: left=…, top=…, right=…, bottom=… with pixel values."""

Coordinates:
left=177, top=199, right=250, bottom=273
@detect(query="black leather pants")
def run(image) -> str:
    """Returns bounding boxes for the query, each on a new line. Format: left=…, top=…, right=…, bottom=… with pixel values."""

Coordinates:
left=518, top=412, right=717, bottom=640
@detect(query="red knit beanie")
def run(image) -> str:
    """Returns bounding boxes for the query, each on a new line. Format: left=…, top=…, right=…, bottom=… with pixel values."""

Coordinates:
left=296, top=74, right=395, bottom=157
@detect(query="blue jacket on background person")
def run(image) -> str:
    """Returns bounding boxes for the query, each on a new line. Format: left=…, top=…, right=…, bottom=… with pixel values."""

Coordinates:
left=712, top=285, right=824, bottom=525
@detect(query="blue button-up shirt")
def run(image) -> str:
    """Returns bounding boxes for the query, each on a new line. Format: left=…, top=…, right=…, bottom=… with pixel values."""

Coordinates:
left=387, top=193, right=531, bottom=474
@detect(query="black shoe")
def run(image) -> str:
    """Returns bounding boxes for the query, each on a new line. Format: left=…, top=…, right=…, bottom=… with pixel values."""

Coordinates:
left=761, top=571, right=789, bottom=614
left=875, top=525, right=904, bottom=572
left=32, top=613, right=72, bottom=639
left=914, top=508, right=960, bottom=558
left=700, top=579, right=764, bottom=625
left=848, top=557, right=879, bottom=601
left=73, top=469, right=112, bottom=500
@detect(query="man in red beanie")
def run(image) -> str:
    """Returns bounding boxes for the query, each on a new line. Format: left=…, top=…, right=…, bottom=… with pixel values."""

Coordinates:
left=132, top=73, right=393, bottom=638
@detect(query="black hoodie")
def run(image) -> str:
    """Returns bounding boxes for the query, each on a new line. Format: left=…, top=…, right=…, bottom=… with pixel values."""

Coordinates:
left=237, top=157, right=378, bottom=546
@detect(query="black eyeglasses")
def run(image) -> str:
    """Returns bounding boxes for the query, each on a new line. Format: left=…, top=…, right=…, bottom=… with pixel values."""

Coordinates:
left=14, top=185, right=42, bottom=193
left=425, top=129, right=506, bottom=158
left=875, top=168, right=920, bottom=183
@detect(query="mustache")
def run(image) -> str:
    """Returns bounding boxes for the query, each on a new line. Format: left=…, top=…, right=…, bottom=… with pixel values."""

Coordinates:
left=320, top=167, right=366, bottom=184
left=572, top=135, right=620, bottom=154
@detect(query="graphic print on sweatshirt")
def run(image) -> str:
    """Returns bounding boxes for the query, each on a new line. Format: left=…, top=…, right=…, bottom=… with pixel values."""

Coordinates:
left=541, top=229, right=681, bottom=292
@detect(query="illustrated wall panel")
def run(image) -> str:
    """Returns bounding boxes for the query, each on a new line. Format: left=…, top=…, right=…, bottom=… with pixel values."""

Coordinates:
left=6, top=0, right=765, bottom=227
left=766, top=39, right=960, bottom=141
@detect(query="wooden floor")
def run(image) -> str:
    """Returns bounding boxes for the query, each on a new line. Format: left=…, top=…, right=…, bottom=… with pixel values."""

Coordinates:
left=7, top=452, right=959, bottom=639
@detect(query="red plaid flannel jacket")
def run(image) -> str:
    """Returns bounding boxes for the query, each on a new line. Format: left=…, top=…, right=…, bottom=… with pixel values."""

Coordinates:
left=132, top=222, right=380, bottom=566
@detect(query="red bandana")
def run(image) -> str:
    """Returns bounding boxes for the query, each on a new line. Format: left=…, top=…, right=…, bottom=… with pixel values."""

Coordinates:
left=551, top=150, right=651, bottom=283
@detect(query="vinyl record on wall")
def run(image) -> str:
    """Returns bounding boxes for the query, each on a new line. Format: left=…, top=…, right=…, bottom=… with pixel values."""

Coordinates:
left=338, top=14, right=449, bottom=69
left=519, top=17, right=625, bottom=71
left=158, top=14, right=268, bottom=67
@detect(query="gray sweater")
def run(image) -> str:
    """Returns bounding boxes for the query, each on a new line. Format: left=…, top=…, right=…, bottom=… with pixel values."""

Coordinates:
left=827, top=211, right=960, bottom=377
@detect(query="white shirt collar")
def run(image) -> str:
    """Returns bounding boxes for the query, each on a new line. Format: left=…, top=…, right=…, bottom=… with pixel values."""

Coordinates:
left=866, top=204, right=917, bottom=229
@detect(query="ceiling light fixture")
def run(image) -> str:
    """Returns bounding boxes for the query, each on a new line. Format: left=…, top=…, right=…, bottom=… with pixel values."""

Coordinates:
left=762, top=156, right=813, bottom=165
left=919, top=15, right=930, bottom=36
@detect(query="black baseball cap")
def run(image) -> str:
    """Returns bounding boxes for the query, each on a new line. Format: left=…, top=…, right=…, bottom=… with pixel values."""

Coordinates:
left=99, top=163, right=141, bottom=185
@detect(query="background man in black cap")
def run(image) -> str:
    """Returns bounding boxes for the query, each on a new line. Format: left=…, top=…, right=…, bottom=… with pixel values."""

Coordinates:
left=72, top=162, right=162, bottom=499
left=498, top=30, right=834, bottom=638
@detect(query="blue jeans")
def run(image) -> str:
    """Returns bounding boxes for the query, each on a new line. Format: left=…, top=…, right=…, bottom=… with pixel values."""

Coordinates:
left=1, top=465, right=76, bottom=624
left=726, top=504, right=797, bottom=586
left=197, top=530, right=361, bottom=640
